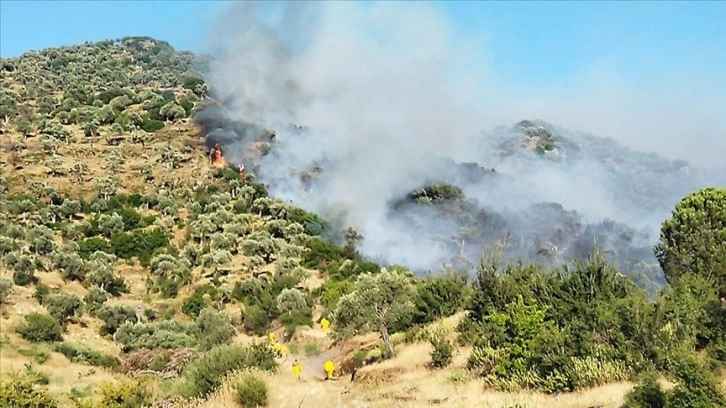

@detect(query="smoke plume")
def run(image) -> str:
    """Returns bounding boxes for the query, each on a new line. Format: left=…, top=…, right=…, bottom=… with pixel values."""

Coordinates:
left=197, top=2, right=725, bottom=288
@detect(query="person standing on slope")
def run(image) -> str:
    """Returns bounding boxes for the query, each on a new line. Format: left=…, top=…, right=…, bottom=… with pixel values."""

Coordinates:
left=292, top=359, right=302, bottom=380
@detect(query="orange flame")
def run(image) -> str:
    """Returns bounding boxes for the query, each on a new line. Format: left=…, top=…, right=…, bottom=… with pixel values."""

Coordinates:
left=212, top=155, right=226, bottom=168
left=212, top=148, right=225, bottom=168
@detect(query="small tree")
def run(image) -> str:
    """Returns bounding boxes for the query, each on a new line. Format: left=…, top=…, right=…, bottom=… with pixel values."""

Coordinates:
left=332, top=267, right=416, bottom=358
left=44, top=292, right=83, bottom=325
left=429, top=328, right=454, bottom=368
left=194, top=307, right=236, bottom=351
left=276, top=288, right=306, bottom=314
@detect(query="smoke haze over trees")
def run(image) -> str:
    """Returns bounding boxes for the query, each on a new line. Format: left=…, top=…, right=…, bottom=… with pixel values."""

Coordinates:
left=196, top=2, right=726, bottom=289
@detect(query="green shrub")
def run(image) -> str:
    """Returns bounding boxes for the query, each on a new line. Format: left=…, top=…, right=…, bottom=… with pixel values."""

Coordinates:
left=83, top=287, right=108, bottom=315
left=411, top=271, right=470, bottom=326
left=43, top=292, right=83, bottom=325
left=14, top=313, right=62, bottom=342
left=13, top=268, right=36, bottom=286
left=302, top=237, right=345, bottom=269
left=181, top=284, right=217, bottom=318
left=242, top=304, right=271, bottom=336
left=77, top=237, right=110, bottom=259
left=182, top=342, right=277, bottom=397
left=623, top=372, right=667, bottom=408
left=666, top=355, right=726, bottom=408
left=318, top=278, right=353, bottom=308
left=182, top=75, right=205, bottom=92
left=0, top=277, right=12, bottom=304
left=96, top=304, right=137, bottom=336
left=148, top=352, right=171, bottom=372
left=54, top=342, right=119, bottom=368
left=112, top=206, right=143, bottom=230
left=98, top=377, right=152, bottom=408
left=194, top=308, right=236, bottom=351
left=141, top=118, right=164, bottom=132
left=235, top=374, right=268, bottom=408
left=109, top=227, right=169, bottom=267
left=0, top=370, right=57, bottom=408
left=279, top=306, right=313, bottom=335
left=429, top=330, right=454, bottom=369
left=114, top=320, right=196, bottom=352
left=567, top=355, right=628, bottom=389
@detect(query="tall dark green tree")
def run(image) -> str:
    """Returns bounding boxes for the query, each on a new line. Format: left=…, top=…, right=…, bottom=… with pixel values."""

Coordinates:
left=654, top=187, right=726, bottom=298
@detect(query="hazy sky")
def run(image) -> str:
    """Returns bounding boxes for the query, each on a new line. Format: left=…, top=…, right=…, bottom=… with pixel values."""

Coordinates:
left=1, top=0, right=724, bottom=165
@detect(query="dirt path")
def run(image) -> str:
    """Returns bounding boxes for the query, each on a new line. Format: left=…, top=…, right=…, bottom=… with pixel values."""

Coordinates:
left=263, top=326, right=373, bottom=408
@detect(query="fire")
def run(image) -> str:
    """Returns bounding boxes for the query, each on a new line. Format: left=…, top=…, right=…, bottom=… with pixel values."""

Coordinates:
left=210, top=143, right=226, bottom=168
left=212, top=153, right=226, bottom=167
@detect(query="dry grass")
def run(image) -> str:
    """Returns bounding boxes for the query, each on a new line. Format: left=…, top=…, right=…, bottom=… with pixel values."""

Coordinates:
left=182, top=347, right=638, bottom=408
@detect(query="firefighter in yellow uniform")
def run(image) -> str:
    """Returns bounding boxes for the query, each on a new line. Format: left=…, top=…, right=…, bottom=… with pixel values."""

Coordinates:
left=292, top=359, right=302, bottom=380
left=320, top=317, right=330, bottom=332
left=279, top=344, right=288, bottom=358
left=272, top=342, right=282, bottom=358
left=268, top=332, right=276, bottom=343
left=323, top=359, right=334, bottom=380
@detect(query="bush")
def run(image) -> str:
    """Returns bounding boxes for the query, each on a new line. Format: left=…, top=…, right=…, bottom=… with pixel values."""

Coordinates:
left=182, top=75, right=205, bottom=92
left=0, top=277, right=12, bottom=304
left=235, top=374, right=268, bottom=408
left=666, top=354, right=726, bottom=408
left=182, top=343, right=277, bottom=397
left=83, top=286, right=108, bottom=315
left=13, top=268, right=36, bottom=286
left=279, top=306, right=313, bottom=335
left=96, top=304, right=137, bottom=335
left=0, top=370, right=57, bottom=408
left=302, top=237, right=345, bottom=269
left=429, top=329, right=454, bottom=369
left=77, top=237, right=110, bottom=259
left=109, top=227, right=169, bottom=267
left=242, top=303, right=271, bottom=336
left=411, top=272, right=470, bottom=326
left=181, top=284, right=217, bottom=318
left=54, top=342, right=119, bottom=368
left=43, top=292, right=82, bottom=325
left=98, top=377, right=152, bottom=408
left=14, top=313, right=62, bottom=342
left=194, top=308, right=236, bottom=351
left=622, top=372, right=667, bottom=408
left=114, top=320, right=196, bottom=352
left=141, top=118, right=164, bottom=132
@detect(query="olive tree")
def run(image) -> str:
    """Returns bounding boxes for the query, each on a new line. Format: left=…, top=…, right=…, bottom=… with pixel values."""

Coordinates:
left=44, top=292, right=83, bottom=325
left=93, top=176, right=118, bottom=200
left=97, top=212, right=124, bottom=237
left=332, top=267, right=417, bottom=358
left=85, top=251, right=126, bottom=296
left=52, top=244, right=87, bottom=282
left=148, top=253, right=191, bottom=297
left=276, top=288, right=306, bottom=314
left=27, top=225, right=56, bottom=255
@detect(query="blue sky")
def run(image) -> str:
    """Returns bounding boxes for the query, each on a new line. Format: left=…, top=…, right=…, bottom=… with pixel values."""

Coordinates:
left=1, top=1, right=723, bottom=89
left=1, top=1, right=724, bottom=164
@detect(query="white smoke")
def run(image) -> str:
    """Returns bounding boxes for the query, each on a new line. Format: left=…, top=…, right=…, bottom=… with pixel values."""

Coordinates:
left=199, top=1, right=725, bottom=276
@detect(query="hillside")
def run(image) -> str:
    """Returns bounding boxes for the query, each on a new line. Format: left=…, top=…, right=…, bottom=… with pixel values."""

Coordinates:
left=1, top=37, right=725, bottom=408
